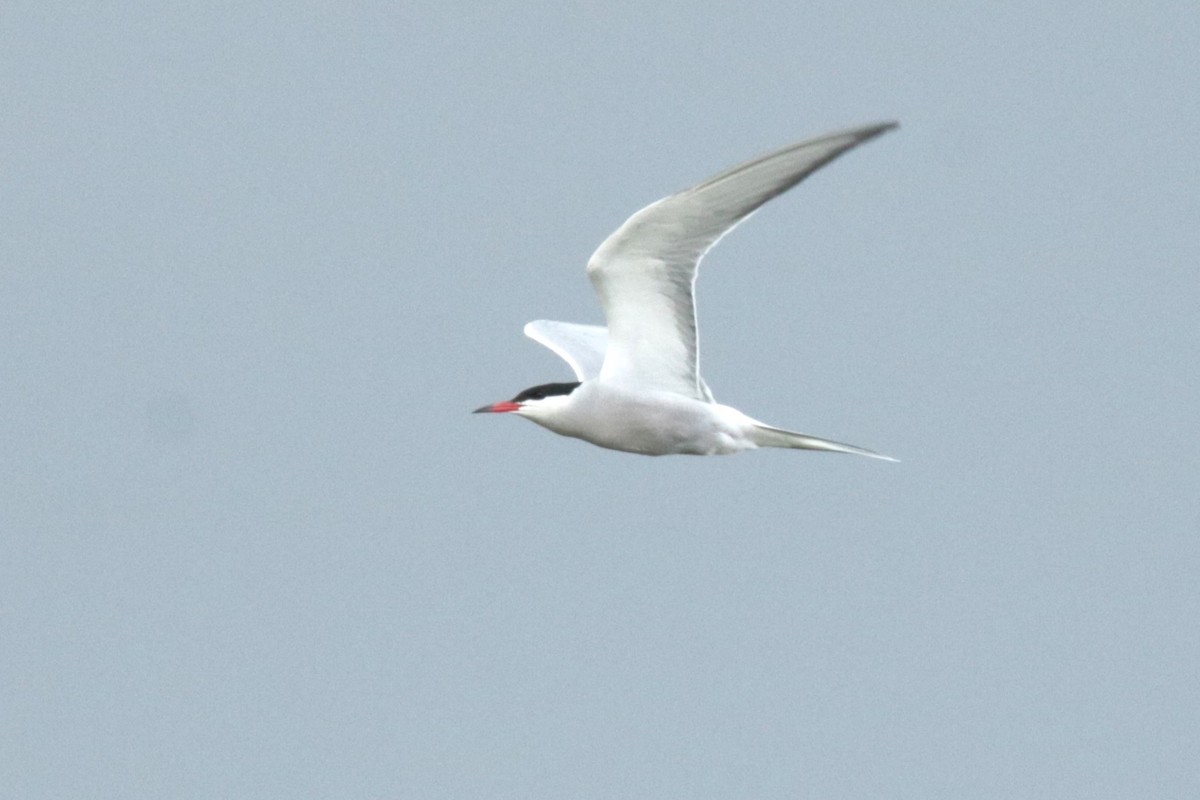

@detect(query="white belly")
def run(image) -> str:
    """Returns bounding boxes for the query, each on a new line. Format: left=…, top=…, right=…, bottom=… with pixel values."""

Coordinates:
left=532, top=383, right=757, bottom=456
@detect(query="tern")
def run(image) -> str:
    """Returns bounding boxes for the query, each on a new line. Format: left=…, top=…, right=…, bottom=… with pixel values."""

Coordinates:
left=475, top=122, right=898, bottom=459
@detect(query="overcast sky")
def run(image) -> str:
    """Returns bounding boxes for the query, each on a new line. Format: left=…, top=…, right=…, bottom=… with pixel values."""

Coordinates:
left=3, top=3, right=1198, bottom=798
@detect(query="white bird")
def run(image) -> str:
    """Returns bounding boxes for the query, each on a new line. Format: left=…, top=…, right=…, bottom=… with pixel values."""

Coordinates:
left=475, top=122, right=898, bottom=460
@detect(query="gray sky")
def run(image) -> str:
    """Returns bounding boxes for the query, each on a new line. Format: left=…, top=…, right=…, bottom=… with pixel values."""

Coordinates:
left=3, top=3, right=1197, bottom=798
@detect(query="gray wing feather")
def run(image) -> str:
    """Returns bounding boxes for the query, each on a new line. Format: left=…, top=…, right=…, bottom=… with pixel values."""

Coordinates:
left=587, top=122, right=898, bottom=400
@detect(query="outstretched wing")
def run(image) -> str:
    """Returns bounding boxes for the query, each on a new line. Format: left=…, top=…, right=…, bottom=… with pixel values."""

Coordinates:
left=523, top=319, right=716, bottom=400
left=523, top=320, right=608, bottom=381
left=586, top=122, right=898, bottom=400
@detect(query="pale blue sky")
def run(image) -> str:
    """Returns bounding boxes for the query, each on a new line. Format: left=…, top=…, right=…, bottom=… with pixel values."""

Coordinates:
left=3, top=3, right=1198, bottom=798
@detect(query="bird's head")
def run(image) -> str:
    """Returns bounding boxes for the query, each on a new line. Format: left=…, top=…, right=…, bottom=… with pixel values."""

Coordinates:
left=473, top=381, right=581, bottom=420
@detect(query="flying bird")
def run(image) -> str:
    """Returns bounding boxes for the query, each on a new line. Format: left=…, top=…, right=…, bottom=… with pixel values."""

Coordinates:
left=475, top=122, right=898, bottom=459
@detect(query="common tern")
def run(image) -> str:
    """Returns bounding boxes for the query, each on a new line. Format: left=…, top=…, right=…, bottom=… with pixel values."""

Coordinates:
left=475, top=122, right=898, bottom=459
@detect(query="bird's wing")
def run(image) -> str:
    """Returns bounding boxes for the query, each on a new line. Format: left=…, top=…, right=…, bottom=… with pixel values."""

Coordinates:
left=586, top=122, right=897, bottom=400
left=523, top=320, right=609, bottom=381
left=523, top=319, right=716, bottom=400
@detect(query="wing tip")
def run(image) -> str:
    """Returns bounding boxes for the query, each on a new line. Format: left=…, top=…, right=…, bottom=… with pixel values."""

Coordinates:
left=852, top=120, right=900, bottom=142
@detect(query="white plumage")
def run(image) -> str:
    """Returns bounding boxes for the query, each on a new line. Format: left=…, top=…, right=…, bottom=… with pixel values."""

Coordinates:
left=476, top=123, right=898, bottom=460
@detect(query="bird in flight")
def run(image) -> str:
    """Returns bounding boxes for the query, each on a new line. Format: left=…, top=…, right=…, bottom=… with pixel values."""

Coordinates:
left=475, top=122, right=898, bottom=459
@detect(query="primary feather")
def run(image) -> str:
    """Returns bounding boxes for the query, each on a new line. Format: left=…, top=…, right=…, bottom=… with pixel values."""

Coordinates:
left=587, top=122, right=898, bottom=401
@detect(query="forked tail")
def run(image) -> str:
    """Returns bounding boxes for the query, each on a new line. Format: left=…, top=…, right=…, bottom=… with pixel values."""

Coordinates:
left=750, top=423, right=898, bottom=462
